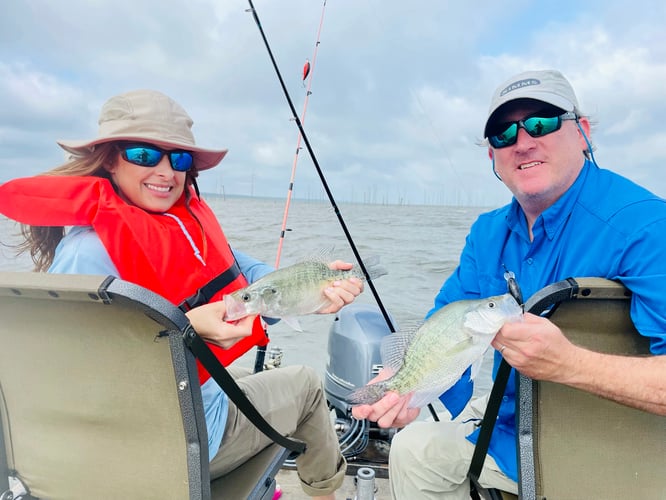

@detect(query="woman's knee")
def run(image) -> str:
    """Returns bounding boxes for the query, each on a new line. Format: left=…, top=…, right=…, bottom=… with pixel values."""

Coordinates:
left=279, top=365, right=325, bottom=408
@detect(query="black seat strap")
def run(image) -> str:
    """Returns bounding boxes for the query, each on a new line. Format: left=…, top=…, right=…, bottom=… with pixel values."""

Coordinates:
left=183, top=327, right=306, bottom=457
left=179, top=260, right=242, bottom=312
left=468, top=358, right=512, bottom=484
left=468, top=277, right=580, bottom=484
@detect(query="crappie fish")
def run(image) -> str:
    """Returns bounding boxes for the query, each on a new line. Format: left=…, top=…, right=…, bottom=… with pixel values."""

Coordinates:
left=348, top=294, right=523, bottom=408
left=224, top=255, right=387, bottom=331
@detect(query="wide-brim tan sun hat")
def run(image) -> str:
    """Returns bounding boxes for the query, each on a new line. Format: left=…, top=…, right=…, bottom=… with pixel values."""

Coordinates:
left=57, top=89, right=227, bottom=171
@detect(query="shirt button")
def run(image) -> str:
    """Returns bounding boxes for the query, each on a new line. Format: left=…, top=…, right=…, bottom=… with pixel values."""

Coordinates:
left=526, top=258, right=534, bottom=265
left=503, top=396, right=509, bottom=402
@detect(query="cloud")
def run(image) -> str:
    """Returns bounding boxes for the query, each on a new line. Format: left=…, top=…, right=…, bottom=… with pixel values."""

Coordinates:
left=1, top=0, right=664, bottom=202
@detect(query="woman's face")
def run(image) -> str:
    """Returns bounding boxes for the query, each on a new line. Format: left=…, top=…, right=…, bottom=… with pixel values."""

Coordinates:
left=107, top=143, right=189, bottom=212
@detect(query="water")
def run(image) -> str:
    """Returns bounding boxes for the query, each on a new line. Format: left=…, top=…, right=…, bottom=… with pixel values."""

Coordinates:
left=0, top=196, right=492, bottom=392
left=209, top=197, right=487, bottom=374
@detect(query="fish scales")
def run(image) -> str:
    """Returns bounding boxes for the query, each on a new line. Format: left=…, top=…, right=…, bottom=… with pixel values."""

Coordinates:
left=262, top=262, right=356, bottom=313
left=386, top=309, right=470, bottom=394
left=223, top=256, right=387, bottom=325
left=349, top=294, right=523, bottom=408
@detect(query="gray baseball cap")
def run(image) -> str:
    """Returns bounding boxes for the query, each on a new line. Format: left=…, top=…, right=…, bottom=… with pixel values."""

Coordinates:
left=484, top=69, right=580, bottom=137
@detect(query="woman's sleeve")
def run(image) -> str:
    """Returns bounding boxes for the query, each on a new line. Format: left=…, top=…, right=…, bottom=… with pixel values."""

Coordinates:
left=48, top=226, right=120, bottom=276
left=231, top=248, right=274, bottom=284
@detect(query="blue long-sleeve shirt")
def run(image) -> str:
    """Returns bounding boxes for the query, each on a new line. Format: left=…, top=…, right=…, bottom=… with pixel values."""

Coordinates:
left=432, top=161, right=666, bottom=481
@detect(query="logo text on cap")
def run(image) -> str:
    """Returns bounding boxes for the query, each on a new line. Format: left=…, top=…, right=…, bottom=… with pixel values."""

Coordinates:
left=500, top=78, right=541, bottom=97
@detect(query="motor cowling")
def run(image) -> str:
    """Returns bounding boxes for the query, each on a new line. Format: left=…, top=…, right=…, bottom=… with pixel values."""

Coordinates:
left=325, top=302, right=396, bottom=465
left=325, top=303, right=394, bottom=417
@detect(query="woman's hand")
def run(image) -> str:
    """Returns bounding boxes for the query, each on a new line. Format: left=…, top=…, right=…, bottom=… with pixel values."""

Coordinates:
left=185, top=301, right=255, bottom=349
left=317, top=260, right=364, bottom=314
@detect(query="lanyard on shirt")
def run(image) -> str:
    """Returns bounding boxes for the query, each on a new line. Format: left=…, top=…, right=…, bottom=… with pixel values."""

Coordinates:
left=468, top=269, right=524, bottom=485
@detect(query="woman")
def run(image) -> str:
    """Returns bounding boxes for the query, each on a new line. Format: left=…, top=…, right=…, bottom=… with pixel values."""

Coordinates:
left=0, top=89, right=361, bottom=499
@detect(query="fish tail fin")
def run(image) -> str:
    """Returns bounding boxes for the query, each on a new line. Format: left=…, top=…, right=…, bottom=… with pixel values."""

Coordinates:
left=355, top=255, right=388, bottom=281
left=347, top=380, right=390, bottom=406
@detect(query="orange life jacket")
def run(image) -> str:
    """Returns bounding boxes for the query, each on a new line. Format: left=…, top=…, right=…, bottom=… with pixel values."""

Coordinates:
left=0, top=176, right=268, bottom=383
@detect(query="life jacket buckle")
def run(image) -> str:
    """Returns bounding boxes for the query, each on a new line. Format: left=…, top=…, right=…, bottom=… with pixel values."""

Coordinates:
left=179, top=289, right=206, bottom=312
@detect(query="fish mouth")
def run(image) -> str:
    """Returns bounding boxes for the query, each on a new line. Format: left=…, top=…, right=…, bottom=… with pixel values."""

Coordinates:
left=223, top=294, right=249, bottom=321
left=518, top=161, right=543, bottom=170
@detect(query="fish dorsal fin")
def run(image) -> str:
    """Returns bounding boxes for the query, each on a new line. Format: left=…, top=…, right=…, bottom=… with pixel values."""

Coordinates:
left=306, top=246, right=336, bottom=264
left=291, top=247, right=388, bottom=282
left=380, top=326, right=419, bottom=372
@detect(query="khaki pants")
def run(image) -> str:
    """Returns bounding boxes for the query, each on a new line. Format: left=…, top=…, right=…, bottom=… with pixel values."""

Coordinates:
left=389, top=395, right=518, bottom=499
left=209, top=365, right=346, bottom=497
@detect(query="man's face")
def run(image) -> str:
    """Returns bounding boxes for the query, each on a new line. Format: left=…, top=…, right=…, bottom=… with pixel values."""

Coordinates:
left=489, top=100, right=590, bottom=212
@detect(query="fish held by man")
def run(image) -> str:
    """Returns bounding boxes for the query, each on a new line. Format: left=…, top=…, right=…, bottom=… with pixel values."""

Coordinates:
left=348, top=294, right=523, bottom=408
left=223, top=254, right=387, bottom=331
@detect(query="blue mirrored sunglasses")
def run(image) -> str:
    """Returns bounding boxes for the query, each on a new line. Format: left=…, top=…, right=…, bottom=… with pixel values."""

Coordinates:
left=120, top=143, right=194, bottom=172
left=488, top=111, right=577, bottom=149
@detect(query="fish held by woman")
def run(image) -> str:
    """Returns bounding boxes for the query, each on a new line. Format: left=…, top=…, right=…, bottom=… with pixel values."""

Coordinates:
left=224, top=254, right=387, bottom=330
left=348, top=294, right=523, bottom=408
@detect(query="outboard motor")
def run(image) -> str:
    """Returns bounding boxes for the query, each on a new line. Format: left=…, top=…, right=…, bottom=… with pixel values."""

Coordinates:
left=325, top=303, right=396, bottom=464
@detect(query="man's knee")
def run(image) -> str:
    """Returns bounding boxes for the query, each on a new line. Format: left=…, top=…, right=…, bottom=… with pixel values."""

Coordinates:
left=389, top=424, right=425, bottom=468
left=389, top=420, right=474, bottom=481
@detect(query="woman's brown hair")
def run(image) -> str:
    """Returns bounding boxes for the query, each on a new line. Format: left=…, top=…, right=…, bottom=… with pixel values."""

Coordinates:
left=13, top=142, right=200, bottom=271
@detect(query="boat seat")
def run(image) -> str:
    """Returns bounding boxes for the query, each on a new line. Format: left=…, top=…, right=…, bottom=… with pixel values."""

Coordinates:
left=517, top=277, right=666, bottom=500
left=471, top=485, right=517, bottom=500
left=0, top=271, right=289, bottom=500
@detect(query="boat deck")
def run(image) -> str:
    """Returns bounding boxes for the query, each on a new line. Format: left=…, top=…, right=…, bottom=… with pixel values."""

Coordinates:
left=276, top=468, right=392, bottom=499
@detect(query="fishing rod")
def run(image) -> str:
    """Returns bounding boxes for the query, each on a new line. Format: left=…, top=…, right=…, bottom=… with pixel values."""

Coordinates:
left=246, top=0, right=396, bottom=333
left=274, top=0, right=327, bottom=269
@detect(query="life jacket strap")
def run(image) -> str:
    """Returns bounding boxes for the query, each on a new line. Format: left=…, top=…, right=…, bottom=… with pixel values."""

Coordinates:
left=178, top=260, right=242, bottom=311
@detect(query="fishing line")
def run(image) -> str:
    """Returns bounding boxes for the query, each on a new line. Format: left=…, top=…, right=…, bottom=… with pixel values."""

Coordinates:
left=411, top=89, right=474, bottom=204
left=246, top=0, right=396, bottom=333
left=275, top=0, right=327, bottom=269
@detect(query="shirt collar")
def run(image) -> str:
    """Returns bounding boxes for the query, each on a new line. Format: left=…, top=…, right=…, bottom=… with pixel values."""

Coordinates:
left=506, top=160, right=593, bottom=240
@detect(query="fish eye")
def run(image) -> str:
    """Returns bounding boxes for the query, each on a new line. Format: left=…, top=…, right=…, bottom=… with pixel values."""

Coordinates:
left=270, top=288, right=277, bottom=294
left=241, top=293, right=251, bottom=302
left=488, top=301, right=496, bottom=308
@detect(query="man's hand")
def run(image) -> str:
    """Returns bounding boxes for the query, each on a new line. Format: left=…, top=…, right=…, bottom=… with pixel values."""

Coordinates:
left=350, top=368, right=420, bottom=428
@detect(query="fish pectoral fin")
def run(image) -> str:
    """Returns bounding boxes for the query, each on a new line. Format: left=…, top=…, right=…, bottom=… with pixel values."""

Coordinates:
left=469, top=356, right=485, bottom=381
left=446, top=336, right=475, bottom=356
left=407, top=389, right=442, bottom=409
left=282, top=316, right=303, bottom=332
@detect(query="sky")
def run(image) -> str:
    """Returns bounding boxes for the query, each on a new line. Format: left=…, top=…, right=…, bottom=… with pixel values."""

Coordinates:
left=1, top=0, right=665, bottom=207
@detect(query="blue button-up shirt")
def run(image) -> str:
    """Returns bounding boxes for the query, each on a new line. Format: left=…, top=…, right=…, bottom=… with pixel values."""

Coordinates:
left=431, top=161, right=666, bottom=481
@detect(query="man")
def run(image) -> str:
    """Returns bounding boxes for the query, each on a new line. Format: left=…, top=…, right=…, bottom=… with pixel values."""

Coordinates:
left=352, top=69, right=666, bottom=498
